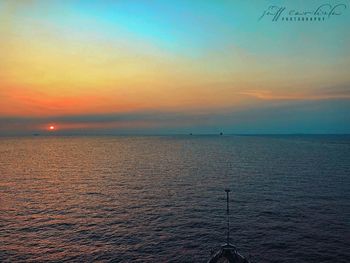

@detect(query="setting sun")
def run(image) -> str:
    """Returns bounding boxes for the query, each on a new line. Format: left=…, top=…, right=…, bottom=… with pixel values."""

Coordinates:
left=49, top=125, right=55, bottom=131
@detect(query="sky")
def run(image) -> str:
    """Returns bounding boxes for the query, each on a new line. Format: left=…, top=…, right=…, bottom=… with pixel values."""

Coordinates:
left=0, top=0, right=349, bottom=135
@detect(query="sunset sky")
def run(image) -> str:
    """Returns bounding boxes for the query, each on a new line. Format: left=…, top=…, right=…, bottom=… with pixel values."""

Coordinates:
left=0, top=0, right=349, bottom=135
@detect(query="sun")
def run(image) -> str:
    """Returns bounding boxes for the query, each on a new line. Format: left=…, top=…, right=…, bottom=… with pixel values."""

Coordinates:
left=49, top=125, right=55, bottom=131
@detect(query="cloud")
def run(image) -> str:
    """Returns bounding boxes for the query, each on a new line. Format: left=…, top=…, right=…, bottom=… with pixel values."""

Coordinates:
left=239, top=86, right=350, bottom=101
left=0, top=98, right=349, bottom=135
left=0, top=111, right=209, bottom=134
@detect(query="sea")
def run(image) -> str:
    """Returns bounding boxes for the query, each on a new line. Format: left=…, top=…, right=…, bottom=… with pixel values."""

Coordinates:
left=0, top=135, right=349, bottom=262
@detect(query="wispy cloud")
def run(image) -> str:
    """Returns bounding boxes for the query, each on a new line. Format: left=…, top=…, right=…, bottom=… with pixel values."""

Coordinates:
left=239, top=87, right=350, bottom=101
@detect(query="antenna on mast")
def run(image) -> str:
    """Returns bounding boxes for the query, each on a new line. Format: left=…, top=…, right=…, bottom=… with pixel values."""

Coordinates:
left=207, top=189, right=251, bottom=263
left=225, top=189, right=230, bottom=245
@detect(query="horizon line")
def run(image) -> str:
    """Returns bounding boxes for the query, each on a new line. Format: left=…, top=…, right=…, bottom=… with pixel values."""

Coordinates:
left=1, top=133, right=349, bottom=138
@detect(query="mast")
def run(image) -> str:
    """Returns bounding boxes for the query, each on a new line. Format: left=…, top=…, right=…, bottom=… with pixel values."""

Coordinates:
left=225, top=189, right=230, bottom=245
left=207, top=189, right=251, bottom=263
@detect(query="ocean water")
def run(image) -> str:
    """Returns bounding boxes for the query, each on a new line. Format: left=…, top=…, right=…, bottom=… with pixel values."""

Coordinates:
left=0, top=135, right=349, bottom=262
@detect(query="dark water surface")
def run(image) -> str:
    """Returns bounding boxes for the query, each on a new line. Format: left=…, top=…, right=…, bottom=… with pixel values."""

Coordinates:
left=0, top=135, right=349, bottom=262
